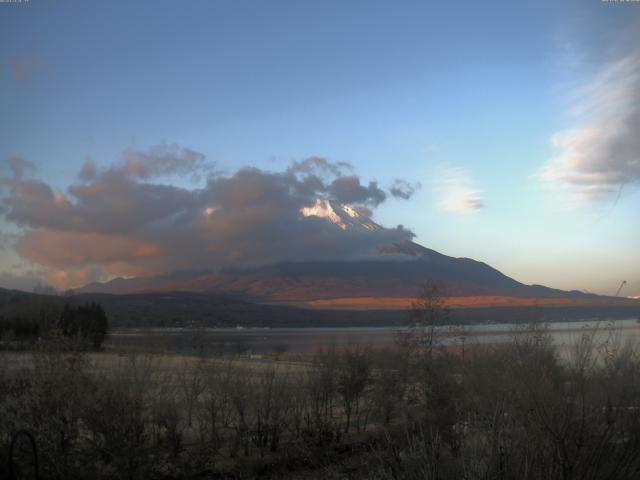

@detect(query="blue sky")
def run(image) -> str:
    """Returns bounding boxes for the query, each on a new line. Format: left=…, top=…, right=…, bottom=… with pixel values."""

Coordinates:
left=1, top=0, right=639, bottom=296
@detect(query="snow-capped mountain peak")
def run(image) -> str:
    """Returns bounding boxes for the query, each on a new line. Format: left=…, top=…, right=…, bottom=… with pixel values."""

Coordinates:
left=300, top=199, right=383, bottom=232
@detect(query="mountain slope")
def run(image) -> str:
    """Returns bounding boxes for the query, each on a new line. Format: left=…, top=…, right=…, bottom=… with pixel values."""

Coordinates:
left=77, top=240, right=599, bottom=303
left=76, top=201, right=624, bottom=305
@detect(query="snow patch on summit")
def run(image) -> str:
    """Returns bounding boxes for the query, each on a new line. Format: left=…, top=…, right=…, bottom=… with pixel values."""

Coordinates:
left=301, top=199, right=345, bottom=228
left=300, top=199, right=383, bottom=232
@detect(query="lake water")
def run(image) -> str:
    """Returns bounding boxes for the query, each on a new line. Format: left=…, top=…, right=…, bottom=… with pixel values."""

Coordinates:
left=106, top=318, right=640, bottom=356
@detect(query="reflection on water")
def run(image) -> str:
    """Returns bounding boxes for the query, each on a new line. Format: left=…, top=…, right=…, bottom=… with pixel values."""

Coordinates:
left=106, top=318, right=640, bottom=356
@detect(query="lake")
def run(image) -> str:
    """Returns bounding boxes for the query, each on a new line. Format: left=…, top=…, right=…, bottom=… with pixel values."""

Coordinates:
left=106, top=318, right=640, bottom=356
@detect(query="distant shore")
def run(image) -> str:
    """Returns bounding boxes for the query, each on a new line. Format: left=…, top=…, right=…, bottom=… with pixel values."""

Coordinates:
left=302, top=295, right=640, bottom=310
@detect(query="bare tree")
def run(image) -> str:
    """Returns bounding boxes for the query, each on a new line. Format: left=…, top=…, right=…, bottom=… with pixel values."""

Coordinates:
left=337, top=348, right=371, bottom=433
left=178, top=357, right=207, bottom=427
left=370, top=350, right=406, bottom=426
left=409, top=280, right=450, bottom=357
left=305, top=347, right=339, bottom=442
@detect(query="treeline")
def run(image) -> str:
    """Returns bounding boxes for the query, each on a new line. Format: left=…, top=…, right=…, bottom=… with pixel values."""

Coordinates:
left=74, top=291, right=407, bottom=328
left=0, top=295, right=108, bottom=350
left=67, top=292, right=640, bottom=328
left=3, top=322, right=640, bottom=479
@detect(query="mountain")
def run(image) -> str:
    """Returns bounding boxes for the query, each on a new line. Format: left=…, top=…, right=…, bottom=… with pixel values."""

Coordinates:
left=300, top=199, right=384, bottom=232
left=76, top=201, right=632, bottom=308
left=77, top=248, right=602, bottom=304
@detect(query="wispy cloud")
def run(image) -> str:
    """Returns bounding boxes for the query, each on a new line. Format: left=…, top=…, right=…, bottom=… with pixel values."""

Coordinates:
left=541, top=51, right=640, bottom=205
left=437, top=166, right=484, bottom=214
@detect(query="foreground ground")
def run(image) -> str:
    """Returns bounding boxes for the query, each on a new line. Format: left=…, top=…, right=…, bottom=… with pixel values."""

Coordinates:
left=3, top=322, right=640, bottom=479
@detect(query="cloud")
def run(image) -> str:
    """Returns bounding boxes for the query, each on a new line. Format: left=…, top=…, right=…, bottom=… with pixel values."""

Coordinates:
left=6, top=157, right=36, bottom=179
left=328, top=176, right=386, bottom=206
left=288, top=156, right=352, bottom=178
left=9, top=55, right=46, bottom=85
left=78, top=159, right=97, bottom=181
left=390, top=179, right=420, bottom=200
left=2, top=144, right=209, bottom=234
left=0, top=271, right=45, bottom=292
left=541, top=52, right=640, bottom=204
left=436, top=166, right=484, bottom=214
left=0, top=145, right=414, bottom=288
left=119, top=143, right=209, bottom=179
left=0, top=231, right=18, bottom=250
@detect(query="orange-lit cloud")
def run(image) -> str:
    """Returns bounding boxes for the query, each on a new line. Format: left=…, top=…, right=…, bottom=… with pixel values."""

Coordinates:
left=17, top=230, right=163, bottom=267
left=1, top=146, right=416, bottom=288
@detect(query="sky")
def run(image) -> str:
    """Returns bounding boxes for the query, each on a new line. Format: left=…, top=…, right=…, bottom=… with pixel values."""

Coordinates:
left=0, top=0, right=639, bottom=296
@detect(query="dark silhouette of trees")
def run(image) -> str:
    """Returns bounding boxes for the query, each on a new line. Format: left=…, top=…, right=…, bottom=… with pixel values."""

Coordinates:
left=3, top=330, right=640, bottom=479
left=58, top=303, right=109, bottom=350
left=337, top=348, right=371, bottom=433
left=1, top=296, right=108, bottom=350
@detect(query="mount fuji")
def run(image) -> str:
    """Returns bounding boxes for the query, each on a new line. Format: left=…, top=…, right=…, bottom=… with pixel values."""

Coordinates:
left=77, top=200, right=633, bottom=309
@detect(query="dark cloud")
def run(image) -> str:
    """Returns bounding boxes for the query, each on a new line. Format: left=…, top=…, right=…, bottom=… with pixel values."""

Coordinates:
left=390, top=179, right=420, bottom=200
left=78, top=159, right=97, bottom=181
left=6, top=157, right=36, bottom=179
left=118, top=143, right=208, bottom=179
left=328, top=176, right=386, bottom=206
left=0, top=271, right=45, bottom=292
left=0, top=146, right=414, bottom=287
left=287, top=156, right=352, bottom=178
